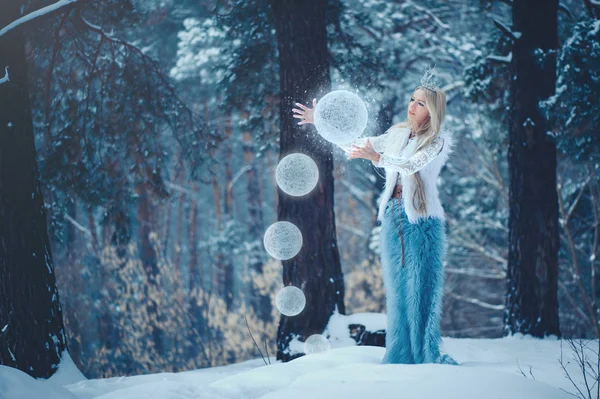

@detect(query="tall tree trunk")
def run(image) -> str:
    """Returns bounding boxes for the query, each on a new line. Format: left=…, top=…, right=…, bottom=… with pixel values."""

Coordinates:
left=222, top=113, right=234, bottom=309
left=224, top=114, right=234, bottom=217
left=242, top=113, right=270, bottom=319
left=242, top=114, right=265, bottom=247
left=135, top=178, right=163, bottom=353
left=268, top=0, right=345, bottom=362
left=188, top=182, right=198, bottom=289
left=212, top=176, right=222, bottom=231
left=504, top=0, right=560, bottom=337
left=187, top=182, right=204, bottom=360
left=173, top=172, right=184, bottom=274
left=0, top=2, right=68, bottom=377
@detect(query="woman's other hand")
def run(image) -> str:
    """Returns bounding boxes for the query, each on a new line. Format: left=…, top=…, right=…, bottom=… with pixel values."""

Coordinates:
left=348, top=139, right=381, bottom=163
left=292, top=98, right=317, bottom=125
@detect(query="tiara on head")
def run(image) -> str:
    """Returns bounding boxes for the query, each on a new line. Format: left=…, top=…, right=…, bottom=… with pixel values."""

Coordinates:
left=420, top=66, right=440, bottom=92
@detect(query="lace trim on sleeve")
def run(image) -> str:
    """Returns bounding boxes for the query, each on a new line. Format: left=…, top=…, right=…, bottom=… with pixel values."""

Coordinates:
left=377, top=137, right=444, bottom=175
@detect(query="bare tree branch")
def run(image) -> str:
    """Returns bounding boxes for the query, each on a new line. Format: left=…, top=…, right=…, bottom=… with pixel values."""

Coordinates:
left=493, top=19, right=521, bottom=41
left=447, top=214, right=508, bottom=268
left=445, top=291, right=504, bottom=310
left=558, top=339, right=589, bottom=399
left=559, top=281, right=593, bottom=327
left=445, top=267, right=504, bottom=279
left=558, top=172, right=600, bottom=337
left=0, top=0, right=78, bottom=39
left=339, top=179, right=373, bottom=210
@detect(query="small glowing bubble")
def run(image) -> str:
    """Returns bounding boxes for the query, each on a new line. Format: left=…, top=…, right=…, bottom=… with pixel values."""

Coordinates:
left=313, top=90, right=368, bottom=145
left=275, top=286, right=306, bottom=316
left=263, top=221, right=303, bottom=260
left=276, top=153, right=319, bottom=196
left=304, top=334, right=330, bottom=355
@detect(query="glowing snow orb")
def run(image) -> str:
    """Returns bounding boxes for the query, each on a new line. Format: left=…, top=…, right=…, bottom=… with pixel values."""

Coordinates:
left=313, top=90, right=368, bottom=145
left=304, top=334, right=331, bottom=355
left=263, top=221, right=303, bottom=260
left=276, top=153, right=319, bottom=197
left=275, top=286, right=306, bottom=316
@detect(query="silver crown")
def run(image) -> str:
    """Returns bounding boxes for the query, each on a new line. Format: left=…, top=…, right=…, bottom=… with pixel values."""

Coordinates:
left=420, top=66, right=440, bottom=92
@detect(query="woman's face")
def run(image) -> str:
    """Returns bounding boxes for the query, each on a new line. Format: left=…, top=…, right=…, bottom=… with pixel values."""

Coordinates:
left=407, top=89, right=430, bottom=128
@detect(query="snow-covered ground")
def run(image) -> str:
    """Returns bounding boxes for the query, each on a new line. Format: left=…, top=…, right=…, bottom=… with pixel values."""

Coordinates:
left=2, top=332, right=598, bottom=399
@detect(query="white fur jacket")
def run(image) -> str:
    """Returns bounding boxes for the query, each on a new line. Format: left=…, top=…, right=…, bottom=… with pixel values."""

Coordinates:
left=341, top=126, right=454, bottom=224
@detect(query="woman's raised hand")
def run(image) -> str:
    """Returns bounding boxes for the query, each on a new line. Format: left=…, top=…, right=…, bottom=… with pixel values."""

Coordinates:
left=348, top=139, right=380, bottom=163
left=292, top=98, right=317, bottom=125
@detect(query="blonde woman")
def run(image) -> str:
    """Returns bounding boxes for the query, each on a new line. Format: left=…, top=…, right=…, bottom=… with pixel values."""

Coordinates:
left=292, top=81, right=457, bottom=365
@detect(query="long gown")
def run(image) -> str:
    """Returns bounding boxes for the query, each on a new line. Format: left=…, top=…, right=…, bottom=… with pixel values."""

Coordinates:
left=379, top=196, right=457, bottom=365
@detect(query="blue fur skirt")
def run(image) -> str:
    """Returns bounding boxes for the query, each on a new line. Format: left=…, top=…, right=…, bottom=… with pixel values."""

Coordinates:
left=380, top=198, right=456, bottom=365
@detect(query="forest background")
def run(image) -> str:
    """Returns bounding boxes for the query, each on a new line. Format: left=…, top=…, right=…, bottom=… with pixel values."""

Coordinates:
left=0, top=0, right=598, bottom=380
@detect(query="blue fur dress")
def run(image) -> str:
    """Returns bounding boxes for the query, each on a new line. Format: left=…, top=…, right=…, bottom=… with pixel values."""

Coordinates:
left=380, top=197, right=457, bottom=365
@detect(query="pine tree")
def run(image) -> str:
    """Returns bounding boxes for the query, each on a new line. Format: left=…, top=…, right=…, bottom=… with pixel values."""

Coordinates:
left=504, top=0, right=561, bottom=337
left=268, top=0, right=346, bottom=361
left=0, top=1, right=68, bottom=378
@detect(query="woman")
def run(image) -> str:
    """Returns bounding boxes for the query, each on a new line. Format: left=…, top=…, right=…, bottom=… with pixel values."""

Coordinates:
left=292, top=84, right=457, bottom=365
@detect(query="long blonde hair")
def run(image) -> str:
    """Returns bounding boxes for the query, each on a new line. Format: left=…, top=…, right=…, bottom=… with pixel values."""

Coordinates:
left=388, top=86, right=447, bottom=215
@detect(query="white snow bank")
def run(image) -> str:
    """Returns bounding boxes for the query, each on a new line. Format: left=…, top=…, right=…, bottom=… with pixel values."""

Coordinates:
left=65, top=358, right=267, bottom=399
left=65, top=335, right=591, bottom=399
left=209, top=345, right=571, bottom=399
left=2, top=334, right=597, bottom=399
left=48, top=351, right=87, bottom=387
left=0, top=365, right=78, bottom=399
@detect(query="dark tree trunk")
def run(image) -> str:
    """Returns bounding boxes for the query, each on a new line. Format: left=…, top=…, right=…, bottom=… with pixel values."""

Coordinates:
left=242, top=116, right=264, bottom=242
left=268, top=0, right=345, bottom=362
left=242, top=115, right=270, bottom=320
left=187, top=183, right=204, bottom=361
left=174, top=173, right=184, bottom=274
left=222, top=114, right=234, bottom=309
left=188, top=182, right=199, bottom=290
left=0, top=2, right=68, bottom=377
left=224, top=115, right=234, bottom=217
left=135, top=179, right=164, bottom=353
left=504, top=0, right=560, bottom=337
left=136, top=182, right=158, bottom=278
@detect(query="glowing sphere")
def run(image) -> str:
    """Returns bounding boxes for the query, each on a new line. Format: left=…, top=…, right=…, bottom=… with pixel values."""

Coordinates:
left=275, top=286, right=306, bottom=316
left=313, top=90, right=368, bottom=145
left=276, top=154, right=319, bottom=197
left=304, top=334, right=331, bottom=355
left=263, top=221, right=303, bottom=260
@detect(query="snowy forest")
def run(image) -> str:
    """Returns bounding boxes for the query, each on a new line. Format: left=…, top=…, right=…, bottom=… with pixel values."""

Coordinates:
left=0, top=0, right=599, bottom=395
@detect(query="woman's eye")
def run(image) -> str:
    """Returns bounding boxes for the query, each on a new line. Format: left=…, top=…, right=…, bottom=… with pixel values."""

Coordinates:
left=410, top=98, right=414, bottom=102
left=418, top=102, right=424, bottom=107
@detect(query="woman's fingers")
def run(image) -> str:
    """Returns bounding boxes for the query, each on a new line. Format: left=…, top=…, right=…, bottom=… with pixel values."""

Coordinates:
left=293, top=101, right=316, bottom=125
left=352, top=144, right=367, bottom=152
